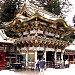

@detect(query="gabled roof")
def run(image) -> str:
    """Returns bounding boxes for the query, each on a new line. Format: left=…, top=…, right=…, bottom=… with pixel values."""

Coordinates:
left=6, top=13, right=73, bottom=32
left=12, top=12, right=55, bottom=24
left=3, top=0, right=75, bottom=33
left=9, top=1, right=73, bottom=26
left=16, top=1, right=59, bottom=19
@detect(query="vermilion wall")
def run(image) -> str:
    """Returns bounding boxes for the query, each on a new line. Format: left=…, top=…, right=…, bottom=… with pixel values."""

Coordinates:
left=0, top=50, right=5, bottom=69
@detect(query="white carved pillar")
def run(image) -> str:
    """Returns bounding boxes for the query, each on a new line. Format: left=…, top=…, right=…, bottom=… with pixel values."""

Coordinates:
left=61, top=50, right=65, bottom=62
left=26, top=51, right=28, bottom=67
left=54, top=50, right=57, bottom=63
left=44, top=50, right=46, bottom=62
left=61, top=52, right=63, bottom=62
left=35, top=50, right=37, bottom=69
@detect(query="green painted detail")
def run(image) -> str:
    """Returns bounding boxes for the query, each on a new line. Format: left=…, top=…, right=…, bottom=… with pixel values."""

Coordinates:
left=28, top=54, right=32, bottom=62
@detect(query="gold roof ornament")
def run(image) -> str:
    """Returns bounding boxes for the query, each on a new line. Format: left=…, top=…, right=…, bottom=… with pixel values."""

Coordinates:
left=16, top=13, right=22, bottom=17
left=58, top=15, right=63, bottom=19
left=35, top=39, right=38, bottom=43
left=35, top=33, right=38, bottom=37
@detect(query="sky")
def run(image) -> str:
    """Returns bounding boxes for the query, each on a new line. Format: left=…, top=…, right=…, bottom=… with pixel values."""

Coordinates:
left=65, top=0, right=75, bottom=26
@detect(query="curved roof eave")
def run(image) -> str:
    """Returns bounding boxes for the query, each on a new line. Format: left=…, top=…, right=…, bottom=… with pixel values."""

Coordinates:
left=56, top=19, right=74, bottom=29
left=9, top=13, right=55, bottom=25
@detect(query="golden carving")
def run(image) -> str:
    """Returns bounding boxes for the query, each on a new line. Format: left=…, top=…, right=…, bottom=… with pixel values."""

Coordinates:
left=3, top=0, right=74, bottom=51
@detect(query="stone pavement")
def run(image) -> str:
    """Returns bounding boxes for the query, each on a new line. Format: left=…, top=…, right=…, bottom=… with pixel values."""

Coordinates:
left=15, top=70, right=40, bottom=75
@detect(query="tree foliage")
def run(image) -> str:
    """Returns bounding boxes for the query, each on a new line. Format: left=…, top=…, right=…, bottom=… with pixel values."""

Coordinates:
left=1, top=0, right=17, bottom=22
left=63, top=32, right=74, bottom=43
left=5, top=29, right=19, bottom=38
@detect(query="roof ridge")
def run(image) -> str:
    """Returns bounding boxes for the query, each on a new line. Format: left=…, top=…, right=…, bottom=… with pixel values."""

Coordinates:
left=16, top=0, right=58, bottom=18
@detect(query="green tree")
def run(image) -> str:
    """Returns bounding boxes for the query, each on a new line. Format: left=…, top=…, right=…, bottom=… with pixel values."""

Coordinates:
left=30, top=0, right=72, bottom=15
left=5, top=29, right=19, bottom=38
left=1, top=0, right=17, bottom=22
left=63, top=32, right=74, bottom=43
left=44, top=0, right=61, bottom=15
left=0, top=0, right=22, bottom=38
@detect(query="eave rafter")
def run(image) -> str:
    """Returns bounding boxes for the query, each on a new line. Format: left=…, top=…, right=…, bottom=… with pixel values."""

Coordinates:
left=16, top=36, right=69, bottom=50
